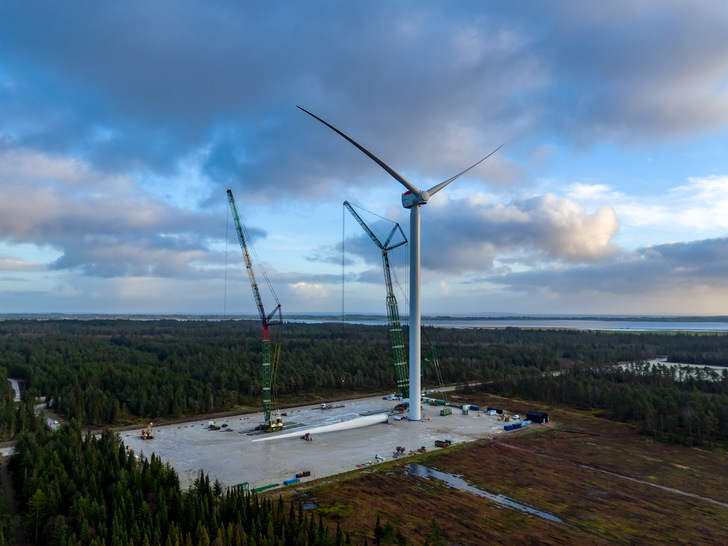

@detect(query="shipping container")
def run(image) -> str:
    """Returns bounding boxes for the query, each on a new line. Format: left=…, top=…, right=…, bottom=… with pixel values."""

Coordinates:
left=253, top=483, right=280, bottom=493
left=284, top=478, right=300, bottom=486
left=526, top=411, right=549, bottom=424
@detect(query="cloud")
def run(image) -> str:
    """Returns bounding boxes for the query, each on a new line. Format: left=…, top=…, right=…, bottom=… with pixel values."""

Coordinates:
left=6, top=1, right=726, bottom=204
left=540, top=2, right=728, bottom=143
left=0, top=1, right=724, bottom=217
left=564, top=175, right=728, bottom=235
left=289, top=281, right=328, bottom=303
left=491, top=237, right=728, bottom=299
left=0, top=145, right=227, bottom=278
left=305, top=243, right=350, bottom=266
left=337, top=193, right=619, bottom=278
left=418, top=194, right=619, bottom=273
left=668, top=176, right=728, bottom=230
left=49, top=241, right=214, bottom=278
left=564, top=183, right=624, bottom=202
left=1, top=2, right=728, bottom=316
left=51, top=284, right=82, bottom=298
left=0, top=253, right=45, bottom=272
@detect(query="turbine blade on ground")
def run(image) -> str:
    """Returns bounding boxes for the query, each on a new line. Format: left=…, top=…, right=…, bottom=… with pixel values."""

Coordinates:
left=251, top=413, right=388, bottom=442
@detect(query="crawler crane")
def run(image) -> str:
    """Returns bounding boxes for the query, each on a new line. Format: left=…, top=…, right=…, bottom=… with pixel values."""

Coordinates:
left=227, top=189, right=283, bottom=432
left=344, top=201, right=409, bottom=399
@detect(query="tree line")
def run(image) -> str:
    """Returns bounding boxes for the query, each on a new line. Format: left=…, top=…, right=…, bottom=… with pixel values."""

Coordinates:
left=1, top=320, right=727, bottom=431
left=477, top=360, right=728, bottom=447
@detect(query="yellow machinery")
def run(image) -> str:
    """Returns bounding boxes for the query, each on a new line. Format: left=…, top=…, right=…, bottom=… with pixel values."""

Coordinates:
left=141, top=422, right=154, bottom=440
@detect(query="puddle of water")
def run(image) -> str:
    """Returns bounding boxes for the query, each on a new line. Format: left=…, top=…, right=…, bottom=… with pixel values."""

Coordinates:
left=297, top=493, right=317, bottom=510
left=406, top=463, right=564, bottom=524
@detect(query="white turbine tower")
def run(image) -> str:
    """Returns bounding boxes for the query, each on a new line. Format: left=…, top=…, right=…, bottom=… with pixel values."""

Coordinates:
left=299, top=106, right=501, bottom=421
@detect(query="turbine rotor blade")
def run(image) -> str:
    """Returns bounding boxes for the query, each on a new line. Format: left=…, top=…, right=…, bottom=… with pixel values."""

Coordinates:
left=297, top=106, right=421, bottom=196
left=426, top=143, right=504, bottom=197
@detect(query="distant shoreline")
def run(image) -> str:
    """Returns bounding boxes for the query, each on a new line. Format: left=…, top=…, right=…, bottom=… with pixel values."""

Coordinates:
left=2, top=313, right=728, bottom=323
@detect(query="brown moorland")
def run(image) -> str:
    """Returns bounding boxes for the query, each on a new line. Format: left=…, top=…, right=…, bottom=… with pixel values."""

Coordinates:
left=289, top=393, right=728, bottom=544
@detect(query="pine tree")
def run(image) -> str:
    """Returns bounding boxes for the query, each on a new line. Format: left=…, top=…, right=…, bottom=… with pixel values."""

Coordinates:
left=195, top=521, right=210, bottom=546
left=373, top=515, right=383, bottom=545
left=382, top=520, right=395, bottom=544
left=423, top=518, right=444, bottom=546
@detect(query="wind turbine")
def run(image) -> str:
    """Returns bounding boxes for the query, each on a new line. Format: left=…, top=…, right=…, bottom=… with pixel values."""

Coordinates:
left=299, top=106, right=502, bottom=421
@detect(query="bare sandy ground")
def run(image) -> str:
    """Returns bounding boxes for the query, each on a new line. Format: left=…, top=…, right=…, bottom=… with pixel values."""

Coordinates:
left=122, top=394, right=512, bottom=491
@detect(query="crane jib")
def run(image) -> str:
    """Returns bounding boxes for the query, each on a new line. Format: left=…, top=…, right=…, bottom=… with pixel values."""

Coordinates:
left=344, top=201, right=410, bottom=399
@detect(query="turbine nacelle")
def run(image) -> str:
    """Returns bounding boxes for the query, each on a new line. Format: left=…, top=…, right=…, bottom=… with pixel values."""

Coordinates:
left=401, top=190, right=430, bottom=208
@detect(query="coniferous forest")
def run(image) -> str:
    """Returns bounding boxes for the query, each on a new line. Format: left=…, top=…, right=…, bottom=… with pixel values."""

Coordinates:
left=1, top=319, right=727, bottom=544
left=11, top=421, right=387, bottom=545
left=0, top=319, right=727, bottom=445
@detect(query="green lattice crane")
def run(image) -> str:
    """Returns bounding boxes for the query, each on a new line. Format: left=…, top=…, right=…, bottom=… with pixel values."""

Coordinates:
left=421, top=327, right=447, bottom=402
left=227, top=189, right=283, bottom=432
left=344, top=201, right=409, bottom=399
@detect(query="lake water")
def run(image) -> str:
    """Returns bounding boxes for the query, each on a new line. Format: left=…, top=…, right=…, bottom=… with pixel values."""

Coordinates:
left=8, top=314, right=724, bottom=333
left=291, top=317, right=728, bottom=333
left=405, top=463, right=565, bottom=524
left=625, top=358, right=728, bottom=374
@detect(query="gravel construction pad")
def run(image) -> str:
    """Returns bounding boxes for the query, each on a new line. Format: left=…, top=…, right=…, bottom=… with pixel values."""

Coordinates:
left=122, top=394, right=511, bottom=491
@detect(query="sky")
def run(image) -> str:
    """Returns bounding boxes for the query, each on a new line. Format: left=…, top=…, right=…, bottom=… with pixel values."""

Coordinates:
left=1, top=1, right=728, bottom=317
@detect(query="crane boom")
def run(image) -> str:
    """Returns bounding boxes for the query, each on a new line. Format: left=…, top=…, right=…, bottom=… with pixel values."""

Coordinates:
left=227, top=190, right=269, bottom=326
left=344, top=201, right=409, bottom=399
left=227, top=189, right=283, bottom=431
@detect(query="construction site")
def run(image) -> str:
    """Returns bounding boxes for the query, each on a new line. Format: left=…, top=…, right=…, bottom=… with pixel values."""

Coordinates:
left=122, top=137, right=516, bottom=493
left=122, top=393, right=521, bottom=492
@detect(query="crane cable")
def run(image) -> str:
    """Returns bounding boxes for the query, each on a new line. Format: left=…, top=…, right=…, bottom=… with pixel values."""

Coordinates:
left=223, top=197, right=281, bottom=317
left=342, top=204, right=346, bottom=326
left=239, top=218, right=281, bottom=310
